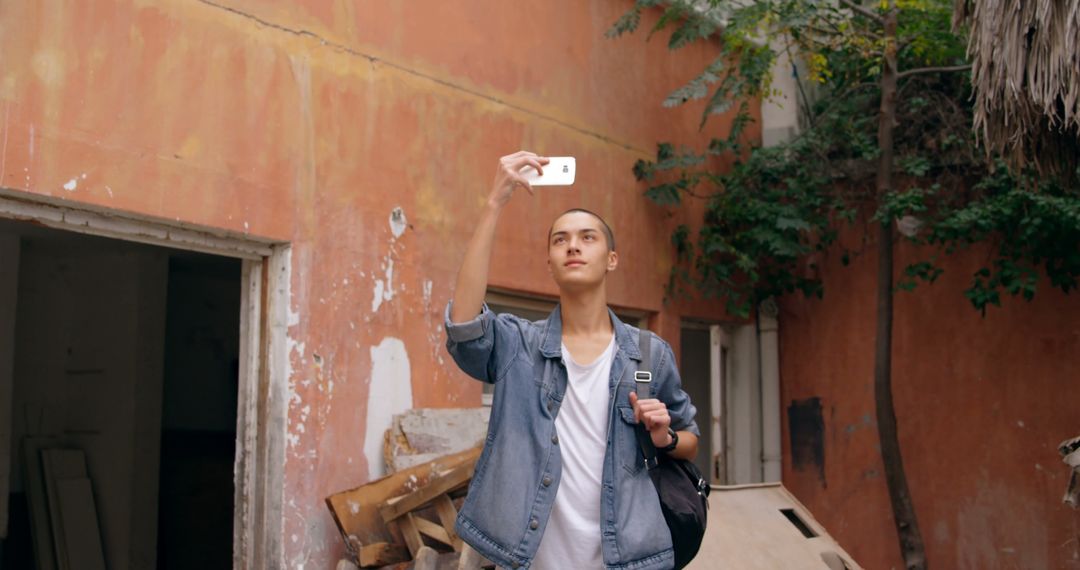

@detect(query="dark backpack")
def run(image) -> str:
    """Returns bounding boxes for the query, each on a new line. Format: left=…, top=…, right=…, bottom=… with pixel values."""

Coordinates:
left=633, top=330, right=710, bottom=570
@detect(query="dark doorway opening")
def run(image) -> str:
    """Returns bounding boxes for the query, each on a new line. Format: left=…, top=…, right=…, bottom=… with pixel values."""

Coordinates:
left=0, top=219, right=240, bottom=569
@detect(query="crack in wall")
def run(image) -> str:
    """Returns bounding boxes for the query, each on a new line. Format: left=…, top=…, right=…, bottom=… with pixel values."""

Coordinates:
left=195, top=0, right=648, bottom=154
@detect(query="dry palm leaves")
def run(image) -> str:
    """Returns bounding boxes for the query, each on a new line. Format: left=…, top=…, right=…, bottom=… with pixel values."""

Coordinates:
left=954, top=0, right=1080, bottom=181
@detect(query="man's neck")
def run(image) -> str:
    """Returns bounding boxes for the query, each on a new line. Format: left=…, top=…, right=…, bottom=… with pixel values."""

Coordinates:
left=559, top=287, right=612, bottom=338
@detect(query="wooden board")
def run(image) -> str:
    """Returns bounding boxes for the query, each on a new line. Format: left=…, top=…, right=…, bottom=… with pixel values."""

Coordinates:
left=378, top=462, right=474, bottom=523
left=23, top=438, right=64, bottom=570
left=433, top=496, right=460, bottom=550
left=359, top=542, right=410, bottom=567
left=412, top=516, right=452, bottom=547
left=397, top=514, right=424, bottom=557
left=687, top=483, right=861, bottom=569
left=54, top=478, right=107, bottom=570
left=325, top=447, right=480, bottom=548
left=42, top=449, right=88, bottom=570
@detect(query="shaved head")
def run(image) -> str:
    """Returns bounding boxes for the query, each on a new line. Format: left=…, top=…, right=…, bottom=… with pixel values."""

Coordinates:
left=548, top=209, right=615, bottom=251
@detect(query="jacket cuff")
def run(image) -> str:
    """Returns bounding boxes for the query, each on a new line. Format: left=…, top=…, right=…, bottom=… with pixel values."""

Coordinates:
left=445, top=302, right=492, bottom=343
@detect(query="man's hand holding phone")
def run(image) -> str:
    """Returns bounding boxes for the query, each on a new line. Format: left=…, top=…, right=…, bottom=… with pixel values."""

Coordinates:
left=521, top=157, right=576, bottom=186
left=489, top=151, right=549, bottom=208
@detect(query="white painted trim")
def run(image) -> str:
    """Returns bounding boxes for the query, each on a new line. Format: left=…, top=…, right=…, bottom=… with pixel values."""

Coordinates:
left=709, top=325, right=725, bottom=484
left=0, top=190, right=274, bottom=259
left=260, top=245, right=292, bottom=569
left=729, top=323, right=763, bottom=484
left=0, top=191, right=288, bottom=569
left=234, top=259, right=263, bottom=568
left=758, top=314, right=782, bottom=482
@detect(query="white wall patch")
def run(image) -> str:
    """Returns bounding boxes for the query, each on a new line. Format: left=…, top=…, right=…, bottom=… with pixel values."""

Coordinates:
left=364, top=337, right=413, bottom=480
left=370, top=257, right=395, bottom=313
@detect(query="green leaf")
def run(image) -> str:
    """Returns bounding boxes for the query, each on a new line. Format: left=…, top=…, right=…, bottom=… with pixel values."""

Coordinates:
left=668, top=16, right=716, bottom=51
left=605, top=8, right=642, bottom=39
left=645, top=183, right=683, bottom=206
left=663, top=58, right=726, bottom=108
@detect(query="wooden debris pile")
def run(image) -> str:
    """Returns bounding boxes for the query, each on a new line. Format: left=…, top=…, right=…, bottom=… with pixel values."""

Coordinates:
left=327, top=446, right=493, bottom=569
left=328, top=408, right=494, bottom=569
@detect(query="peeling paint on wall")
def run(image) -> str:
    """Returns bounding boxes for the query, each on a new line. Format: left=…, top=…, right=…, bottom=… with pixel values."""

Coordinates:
left=371, top=207, right=407, bottom=313
left=283, top=248, right=305, bottom=453
left=389, top=206, right=407, bottom=238
left=364, top=337, right=413, bottom=480
left=61, top=174, right=84, bottom=192
left=422, top=279, right=433, bottom=310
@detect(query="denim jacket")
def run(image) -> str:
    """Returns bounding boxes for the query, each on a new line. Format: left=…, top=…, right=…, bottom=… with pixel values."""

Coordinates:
left=444, top=303, right=700, bottom=570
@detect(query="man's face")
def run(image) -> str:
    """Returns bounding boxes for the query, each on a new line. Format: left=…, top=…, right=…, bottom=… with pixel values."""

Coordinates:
left=547, top=211, right=618, bottom=291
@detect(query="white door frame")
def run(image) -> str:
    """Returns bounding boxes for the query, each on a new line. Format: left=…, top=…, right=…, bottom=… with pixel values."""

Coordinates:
left=0, top=189, right=290, bottom=569
left=709, top=325, right=728, bottom=484
left=710, top=315, right=781, bottom=486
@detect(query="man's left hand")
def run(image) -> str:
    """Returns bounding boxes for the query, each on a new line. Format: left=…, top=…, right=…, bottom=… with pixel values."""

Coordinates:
left=629, top=392, right=673, bottom=448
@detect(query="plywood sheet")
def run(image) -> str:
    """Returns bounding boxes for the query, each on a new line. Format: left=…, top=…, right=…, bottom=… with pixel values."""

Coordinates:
left=42, top=449, right=88, bottom=570
left=55, top=478, right=107, bottom=570
left=23, top=438, right=62, bottom=570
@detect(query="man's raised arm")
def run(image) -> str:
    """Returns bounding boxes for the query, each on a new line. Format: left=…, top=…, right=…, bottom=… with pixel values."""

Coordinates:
left=450, top=151, right=549, bottom=323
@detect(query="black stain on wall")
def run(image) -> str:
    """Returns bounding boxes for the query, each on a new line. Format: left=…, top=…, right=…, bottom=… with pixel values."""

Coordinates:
left=788, top=397, right=826, bottom=487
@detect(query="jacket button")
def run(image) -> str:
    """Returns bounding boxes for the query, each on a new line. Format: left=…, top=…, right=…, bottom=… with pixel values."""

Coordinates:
left=551, top=435, right=559, bottom=445
left=542, top=476, right=552, bottom=487
left=530, top=519, right=539, bottom=530
left=511, top=563, right=520, bottom=569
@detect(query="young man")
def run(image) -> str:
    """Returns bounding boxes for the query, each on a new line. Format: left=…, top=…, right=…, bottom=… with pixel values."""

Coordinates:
left=445, top=151, right=700, bottom=570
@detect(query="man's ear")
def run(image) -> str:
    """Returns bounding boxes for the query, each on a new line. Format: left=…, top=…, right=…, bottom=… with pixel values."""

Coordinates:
left=607, top=251, right=619, bottom=272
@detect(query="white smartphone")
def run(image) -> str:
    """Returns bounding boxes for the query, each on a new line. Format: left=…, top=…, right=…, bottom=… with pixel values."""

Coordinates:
left=520, top=157, right=576, bottom=186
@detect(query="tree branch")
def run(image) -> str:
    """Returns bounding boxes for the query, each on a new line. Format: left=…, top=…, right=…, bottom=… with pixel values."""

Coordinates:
left=839, top=0, right=884, bottom=23
left=897, top=64, right=972, bottom=80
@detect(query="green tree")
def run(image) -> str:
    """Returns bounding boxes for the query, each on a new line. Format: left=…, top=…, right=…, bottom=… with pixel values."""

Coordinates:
left=610, top=1, right=1080, bottom=568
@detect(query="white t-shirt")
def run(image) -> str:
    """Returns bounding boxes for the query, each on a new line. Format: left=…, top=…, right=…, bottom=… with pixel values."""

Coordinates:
left=531, top=336, right=616, bottom=570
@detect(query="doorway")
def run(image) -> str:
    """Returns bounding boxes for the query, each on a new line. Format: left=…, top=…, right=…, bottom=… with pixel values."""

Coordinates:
left=679, top=323, right=723, bottom=483
left=0, top=220, right=239, bottom=568
left=680, top=319, right=781, bottom=486
left=0, top=192, right=289, bottom=570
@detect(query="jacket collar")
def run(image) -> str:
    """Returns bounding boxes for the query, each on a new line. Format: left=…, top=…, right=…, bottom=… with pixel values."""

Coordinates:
left=540, top=304, right=642, bottom=361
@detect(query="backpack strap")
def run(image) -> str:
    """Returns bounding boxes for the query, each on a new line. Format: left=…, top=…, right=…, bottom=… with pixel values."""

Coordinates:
left=633, top=330, right=659, bottom=470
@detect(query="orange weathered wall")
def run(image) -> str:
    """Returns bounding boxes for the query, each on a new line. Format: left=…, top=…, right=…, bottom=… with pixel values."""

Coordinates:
left=780, top=232, right=1080, bottom=568
left=0, top=1, right=741, bottom=566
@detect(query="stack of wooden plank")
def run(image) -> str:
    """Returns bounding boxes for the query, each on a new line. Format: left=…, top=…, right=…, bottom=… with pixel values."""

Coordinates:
left=326, top=447, right=492, bottom=570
